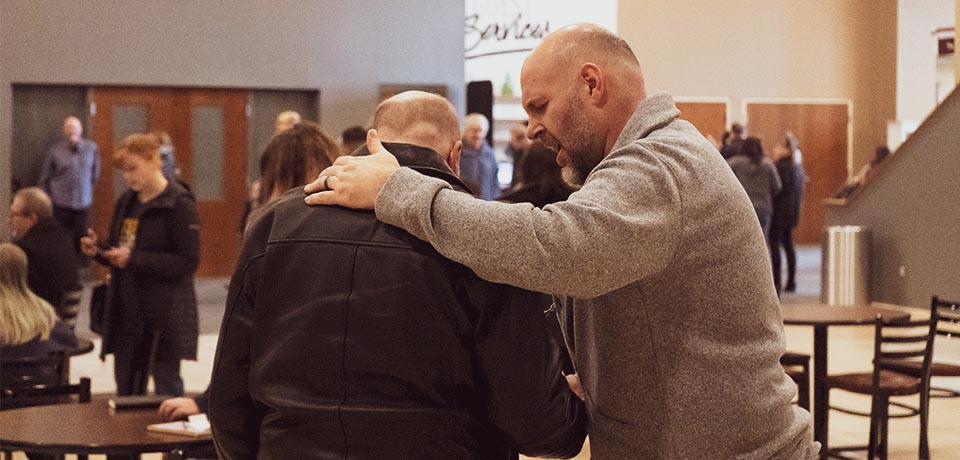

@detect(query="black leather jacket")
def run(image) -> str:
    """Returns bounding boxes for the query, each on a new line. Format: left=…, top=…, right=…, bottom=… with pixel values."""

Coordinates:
left=209, top=143, right=586, bottom=460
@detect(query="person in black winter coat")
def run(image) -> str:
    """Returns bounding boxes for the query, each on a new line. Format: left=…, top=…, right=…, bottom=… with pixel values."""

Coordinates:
left=209, top=91, right=586, bottom=460
left=769, top=132, right=806, bottom=294
left=499, top=141, right=577, bottom=208
left=81, top=133, right=199, bottom=397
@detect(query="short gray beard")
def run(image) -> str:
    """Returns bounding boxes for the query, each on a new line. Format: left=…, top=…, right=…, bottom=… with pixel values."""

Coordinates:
left=561, top=165, right=586, bottom=187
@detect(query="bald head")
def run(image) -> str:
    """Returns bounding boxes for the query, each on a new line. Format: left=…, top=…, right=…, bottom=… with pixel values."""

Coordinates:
left=520, top=24, right=647, bottom=184
left=372, top=91, right=461, bottom=158
left=534, top=23, right=641, bottom=74
left=63, top=116, right=83, bottom=145
left=275, top=111, right=302, bottom=134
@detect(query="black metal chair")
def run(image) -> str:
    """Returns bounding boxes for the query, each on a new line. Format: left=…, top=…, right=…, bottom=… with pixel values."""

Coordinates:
left=780, top=351, right=811, bottom=411
left=1, top=350, right=93, bottom=410
left=885, top=297, right=960, bottom=398
left=824, top=310, right=938, bottom=460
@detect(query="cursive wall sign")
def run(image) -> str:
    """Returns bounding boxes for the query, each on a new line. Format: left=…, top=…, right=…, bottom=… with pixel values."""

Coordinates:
left=465, top=13, right=550, bottom=59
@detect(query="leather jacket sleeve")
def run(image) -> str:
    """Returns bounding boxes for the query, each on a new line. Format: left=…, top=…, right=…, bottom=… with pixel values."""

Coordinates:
left=471, top=286, right=587, bottom=458
left=208, top=212, right=271, bottom=460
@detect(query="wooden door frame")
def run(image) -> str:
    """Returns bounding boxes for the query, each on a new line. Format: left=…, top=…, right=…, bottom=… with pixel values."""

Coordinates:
left=674, top=96, right=732, bottom=126
left=88, top=86, right=248, bottom=278
left=674, top=96, right=731, bottom=144
left=741, top=97, right=854, bottom=175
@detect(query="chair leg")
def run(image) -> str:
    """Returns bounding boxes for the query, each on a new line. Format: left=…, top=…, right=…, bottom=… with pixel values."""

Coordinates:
left=878, top=398, right=890, bottom=460
left=919, top=384, right=931, bottom=460
left=867, top=394, right=880, bottom=460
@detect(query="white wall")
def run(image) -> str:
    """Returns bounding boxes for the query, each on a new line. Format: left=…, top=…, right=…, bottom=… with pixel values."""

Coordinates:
left=464, top=0, right=617, bottom=97
left=0, top=0, right=465, bottom=236
left=897, top=0, right=956, bottom=130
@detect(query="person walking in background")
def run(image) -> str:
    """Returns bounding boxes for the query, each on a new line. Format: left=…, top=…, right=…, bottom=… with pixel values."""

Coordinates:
left=38, top=116, right=100, bottom=257
left=80, top=133, right=200, bottom=397
left=727, top=136, right=782, bottom=241
left=720, top=122, right=746, bottom=159
left=458, top=113, right=500, bottom=200
left=770, top=132, right=806, bottom=294
left=9, top=187, right=80, bottom=321
left=505, top=120, right=531, bottom=188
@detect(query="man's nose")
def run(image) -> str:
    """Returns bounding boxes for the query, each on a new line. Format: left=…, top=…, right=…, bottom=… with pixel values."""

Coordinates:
left=526, top=123, right=542, bottom=141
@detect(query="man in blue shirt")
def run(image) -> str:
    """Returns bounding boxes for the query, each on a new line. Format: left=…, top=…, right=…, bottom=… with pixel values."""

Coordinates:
left=38, top=116, right=100, bottom=256
left=458, top=113, right=500, bottom=200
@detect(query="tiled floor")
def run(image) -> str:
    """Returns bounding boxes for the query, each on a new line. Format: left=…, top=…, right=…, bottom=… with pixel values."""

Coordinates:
left=19, top=246, right=960, bottom=459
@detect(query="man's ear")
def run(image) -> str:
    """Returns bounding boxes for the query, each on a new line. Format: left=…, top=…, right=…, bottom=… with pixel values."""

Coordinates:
left=580, top=63, right=603, bottom=104
left=447, top=141, right=462, bottom=176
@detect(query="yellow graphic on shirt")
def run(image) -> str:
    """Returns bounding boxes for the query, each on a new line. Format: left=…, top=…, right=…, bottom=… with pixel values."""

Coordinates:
left=119, top=218, right=139, bottom=249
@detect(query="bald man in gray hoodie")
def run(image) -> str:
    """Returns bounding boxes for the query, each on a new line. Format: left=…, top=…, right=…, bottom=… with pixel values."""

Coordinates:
left=306, top=24, right=818, bottom=460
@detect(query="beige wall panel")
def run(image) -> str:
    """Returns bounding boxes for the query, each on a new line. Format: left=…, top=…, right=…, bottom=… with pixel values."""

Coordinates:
left=618, top=0, right=897, bottom=177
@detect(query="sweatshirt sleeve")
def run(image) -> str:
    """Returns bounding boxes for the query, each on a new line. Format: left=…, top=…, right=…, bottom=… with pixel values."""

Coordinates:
left=375, top=145, right=683, bottom=298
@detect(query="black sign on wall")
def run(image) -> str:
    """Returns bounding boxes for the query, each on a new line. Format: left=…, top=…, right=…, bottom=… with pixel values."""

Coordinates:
left=938, top=37, right=955, bottom=56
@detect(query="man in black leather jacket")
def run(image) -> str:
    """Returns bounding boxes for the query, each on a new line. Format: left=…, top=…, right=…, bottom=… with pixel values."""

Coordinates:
left=209, top=91, right=586, bottom=460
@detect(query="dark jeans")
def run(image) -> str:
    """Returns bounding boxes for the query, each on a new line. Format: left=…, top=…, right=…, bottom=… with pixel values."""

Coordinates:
left=769, top=224, right=798, bottom=294
left=52, top=205, right=89, bottom=257
left=113, top=328, right=184, bottom=397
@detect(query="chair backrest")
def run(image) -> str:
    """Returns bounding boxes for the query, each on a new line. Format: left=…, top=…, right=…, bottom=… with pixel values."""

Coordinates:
left=1, top=377, right=91, bottom=410
left=1, top=350, right=70, bottom=388
left=932, top=296, right=960, bottom=339
left=873, top=311, right=939, bottom=387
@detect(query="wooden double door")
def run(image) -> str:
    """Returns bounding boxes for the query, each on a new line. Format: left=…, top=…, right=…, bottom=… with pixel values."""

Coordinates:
left=745, top=102, right=849, bottom=245
left=675, top=99, right=849, bottom=245
left=89, top=87, right=247, bottom=277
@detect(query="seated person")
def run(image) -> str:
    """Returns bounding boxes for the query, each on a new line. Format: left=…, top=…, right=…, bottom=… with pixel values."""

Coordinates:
left=835, top=145, right=891, bottom=198
left=0, top=243, right=77, bottom=361
left=209, top=91, right=586, bottom=460
left=159, top=388, right=208, bottom=421
left=9, top=187, right=80, bottom=321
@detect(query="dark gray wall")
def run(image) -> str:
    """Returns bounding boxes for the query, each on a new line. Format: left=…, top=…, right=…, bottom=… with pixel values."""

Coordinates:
left=825, top=86, right=960, bottom=308
left=247, top=90, right=320, bottom=184
left=10, top=85, right=88, bottom=190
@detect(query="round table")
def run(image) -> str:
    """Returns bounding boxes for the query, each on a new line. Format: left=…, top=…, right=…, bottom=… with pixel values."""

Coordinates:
left=782, top=304, right=911, bottom=459
left=0, top=394, right=212, bottom=456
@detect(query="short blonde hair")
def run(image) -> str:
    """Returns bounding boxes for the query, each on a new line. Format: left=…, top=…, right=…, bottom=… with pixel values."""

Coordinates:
left=0, top=244, right=56, bottom=346
left=113, top=133, right=162, bottom=166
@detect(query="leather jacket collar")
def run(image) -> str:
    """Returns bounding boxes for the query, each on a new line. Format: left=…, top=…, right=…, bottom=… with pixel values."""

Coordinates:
left=353, top=142, right=471, bottom=193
